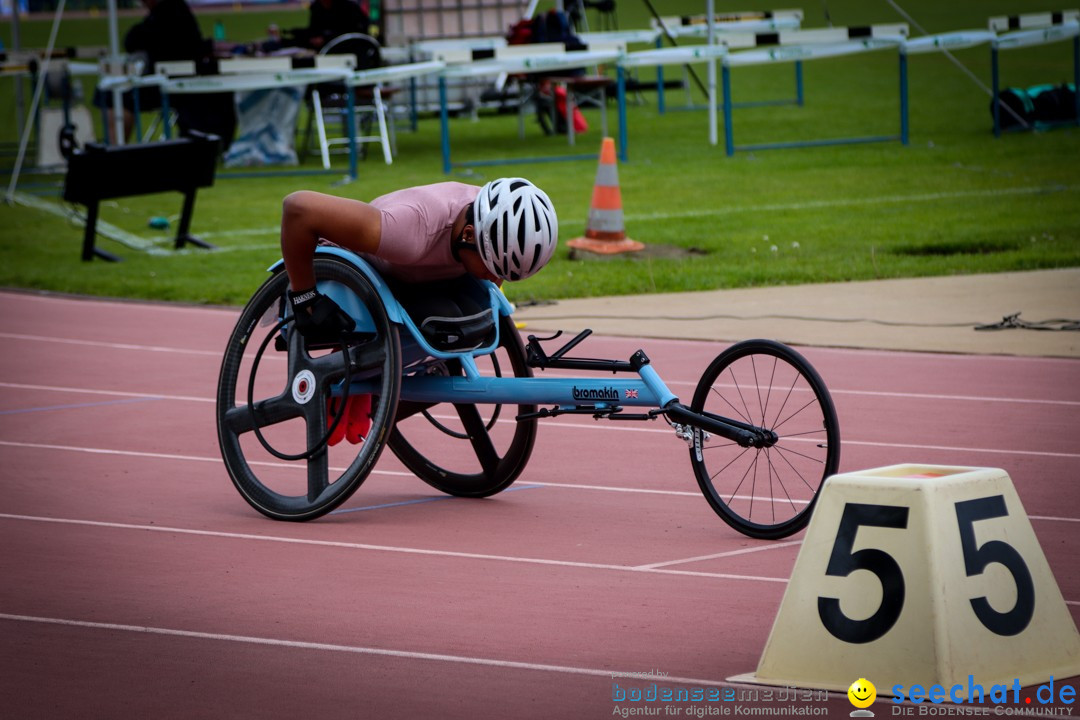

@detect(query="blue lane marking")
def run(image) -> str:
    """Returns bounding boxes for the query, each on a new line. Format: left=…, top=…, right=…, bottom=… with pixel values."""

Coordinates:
left=330, top=483, right=544, bottom=515
left=0, top=396, right=162, bottom=415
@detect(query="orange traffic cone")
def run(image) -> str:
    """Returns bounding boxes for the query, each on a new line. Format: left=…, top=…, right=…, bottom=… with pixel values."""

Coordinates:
left=568, top=137, right=644, bottom=255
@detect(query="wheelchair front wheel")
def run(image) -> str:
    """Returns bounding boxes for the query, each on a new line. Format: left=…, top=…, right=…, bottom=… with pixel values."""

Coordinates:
left=216, top=257, right=402, bottom=521
left=688, top=339, right=840, bottom=539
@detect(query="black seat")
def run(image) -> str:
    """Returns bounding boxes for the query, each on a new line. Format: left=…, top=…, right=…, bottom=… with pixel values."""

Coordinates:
left=391, top=276, right=498, bottom=353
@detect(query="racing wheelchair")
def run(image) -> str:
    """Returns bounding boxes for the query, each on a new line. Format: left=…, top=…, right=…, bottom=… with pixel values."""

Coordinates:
left=216, top=248, right=840, bottom=539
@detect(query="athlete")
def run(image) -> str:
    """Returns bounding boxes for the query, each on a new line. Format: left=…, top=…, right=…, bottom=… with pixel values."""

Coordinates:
left=278, top=178, right=558, bottom=446
left=280, top=177, right=559, bottom=343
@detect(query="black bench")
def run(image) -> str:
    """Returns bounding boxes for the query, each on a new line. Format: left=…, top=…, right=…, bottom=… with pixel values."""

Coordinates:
left=63, top=132, right=220, bottom=261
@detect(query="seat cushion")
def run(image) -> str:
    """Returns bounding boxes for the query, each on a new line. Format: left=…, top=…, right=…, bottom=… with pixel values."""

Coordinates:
left=392, top=276, right=497, bottom=352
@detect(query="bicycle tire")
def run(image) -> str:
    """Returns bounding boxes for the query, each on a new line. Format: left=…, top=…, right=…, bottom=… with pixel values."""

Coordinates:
left=688, top=339, right=840, bottom=539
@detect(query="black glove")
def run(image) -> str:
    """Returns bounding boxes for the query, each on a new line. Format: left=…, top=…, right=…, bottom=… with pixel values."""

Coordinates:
left=287, top=287, right=356, bottom=344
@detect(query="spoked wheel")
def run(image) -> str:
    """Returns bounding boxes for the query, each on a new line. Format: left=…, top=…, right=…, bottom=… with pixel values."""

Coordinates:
left=689, top=339, right=840, bottom=539
left=216, top=257, right=402, bottom=521
left=387, top=315, right=537, bottom=497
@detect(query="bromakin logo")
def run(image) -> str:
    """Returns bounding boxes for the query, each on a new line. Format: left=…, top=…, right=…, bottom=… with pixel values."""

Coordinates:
left=573, top=386, right=619, bottom=401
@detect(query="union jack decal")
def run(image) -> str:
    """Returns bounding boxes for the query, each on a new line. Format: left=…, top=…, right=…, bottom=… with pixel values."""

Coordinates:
left=625, top=389, right=638, bottom=399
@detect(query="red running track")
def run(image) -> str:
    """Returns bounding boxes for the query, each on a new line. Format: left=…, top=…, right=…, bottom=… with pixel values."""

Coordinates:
left=1, top=290, right=1078, bottom=719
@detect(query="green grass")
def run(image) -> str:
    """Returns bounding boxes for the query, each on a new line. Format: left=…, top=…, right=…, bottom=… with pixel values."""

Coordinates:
left=1, top=0, right=1078, bottom=307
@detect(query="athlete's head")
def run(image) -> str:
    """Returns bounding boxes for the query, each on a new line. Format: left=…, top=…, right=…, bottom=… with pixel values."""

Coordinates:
left=470, top=178, right=558, bottom=281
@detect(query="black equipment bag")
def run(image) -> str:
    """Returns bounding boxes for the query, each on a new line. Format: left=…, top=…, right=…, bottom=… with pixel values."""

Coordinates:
left=993, top=83, right=1077, bottom=130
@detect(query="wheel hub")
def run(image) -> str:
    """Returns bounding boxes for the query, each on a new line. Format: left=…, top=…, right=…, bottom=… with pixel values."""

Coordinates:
left=759, top=430, right=780, bottom=449
left=291, top=369, right=317, bottom=405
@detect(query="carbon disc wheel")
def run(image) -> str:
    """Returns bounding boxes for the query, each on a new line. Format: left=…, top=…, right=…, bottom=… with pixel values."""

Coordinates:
left=216, top=257, right=402, bottom=520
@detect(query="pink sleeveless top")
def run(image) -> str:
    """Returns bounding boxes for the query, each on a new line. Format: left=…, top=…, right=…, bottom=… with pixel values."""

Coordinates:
left=364, top=182, right=479, bottom=283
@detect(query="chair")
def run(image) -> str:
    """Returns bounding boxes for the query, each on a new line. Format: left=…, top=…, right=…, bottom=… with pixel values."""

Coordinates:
left=568, top=0, right=618, bottom=32
left=584, top=1, right=618, bottom=31
left=301, top=32, right=396, bottom=168
left=530, top=75, right=615, bottom=146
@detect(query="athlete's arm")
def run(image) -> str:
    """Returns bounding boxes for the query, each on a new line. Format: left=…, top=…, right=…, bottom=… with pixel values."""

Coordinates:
left=280, top=190, right=383, bottom=291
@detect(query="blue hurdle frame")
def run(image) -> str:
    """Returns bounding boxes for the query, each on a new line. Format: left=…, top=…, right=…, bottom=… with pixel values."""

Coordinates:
left=651, top=38, right=805, bottom=115
left=991, top=33, right=1080, bottom=137
left=721, top=48, right=910, bottom=156
left=438, top=75, right=630, bottom=173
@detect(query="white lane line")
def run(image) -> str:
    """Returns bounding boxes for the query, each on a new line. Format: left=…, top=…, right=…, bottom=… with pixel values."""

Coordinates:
left=3, top=382, right=1079, bottom=459
left=0, top=292, right=240, bottom=317
left=0, top=440, right=413, bottom=477
left=9, top=373, right=1078, bottom=450
left=0, top=513, right=788, bottom=584
left=537, top=372, right=1080, bottom=407
left=3, top=439, right=1080, bottom=516
left=0, top=382, right=215, bottom=404
left=0, top=439, right=789, bottom=507
left=841, top=438, right=1080, bottom=460
left=830, top=388, right=1080, bottom=407
left=4, top=348, right=1079, bottom=406
left=198, top=226, right=280, bottom=239
left=0, top=612, right=737, bottom=687
left=634, top=541, right=804, bottom=570
left=0, top=438, right=801, bottom=510
left=530, top=481, right=698, bottom=497
left=622, top=185, right=1078, bottom=222
left=440, top=415, right=1080, bottom=459
left=7, top=380, right=1077, bottom=462
left=0, top=396, right=161, bottom=416
left=0, top=332, right=221, bottom=357
left=2, top=514, right=1076, bottom=604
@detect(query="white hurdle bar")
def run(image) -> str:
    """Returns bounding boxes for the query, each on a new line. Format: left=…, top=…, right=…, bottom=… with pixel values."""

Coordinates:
left=989, top=9, right=1080, bottom=32
left=645, top=8, right=805, bottom=116
left=650, top=10, right=803, bottom=38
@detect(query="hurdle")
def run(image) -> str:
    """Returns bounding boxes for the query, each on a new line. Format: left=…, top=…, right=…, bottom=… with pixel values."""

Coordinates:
left=897, top=29, right=998, bottom=144
left=436, top=43, right=625, bottom=173
left=96, top=56, right=360, bottom=180
left=647, top=10, right=804, bottom=114
left=719, top=24, right=910, bottom=156
left=617, top=43, right=731, bottom=154
left=988, top=10, right=1080, bottom=136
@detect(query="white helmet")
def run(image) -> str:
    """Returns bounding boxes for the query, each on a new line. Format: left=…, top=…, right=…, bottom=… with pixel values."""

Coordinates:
left=472, top=178, right=558, bottom=281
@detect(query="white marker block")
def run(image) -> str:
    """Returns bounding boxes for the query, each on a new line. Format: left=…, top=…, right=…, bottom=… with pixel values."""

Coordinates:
left=731, top=464, right=1080, bottom=697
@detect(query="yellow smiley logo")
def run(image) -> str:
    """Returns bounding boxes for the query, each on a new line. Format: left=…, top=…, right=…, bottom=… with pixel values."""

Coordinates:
left=848, top=678, right=876, bottom=709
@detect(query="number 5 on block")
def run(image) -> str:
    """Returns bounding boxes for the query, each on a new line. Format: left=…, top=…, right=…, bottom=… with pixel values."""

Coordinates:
left=729, top=464, right=1080, bottom=700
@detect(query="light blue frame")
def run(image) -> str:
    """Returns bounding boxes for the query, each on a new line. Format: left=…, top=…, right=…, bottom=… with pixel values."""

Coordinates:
left=271, top=248, right=680, bottom=410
